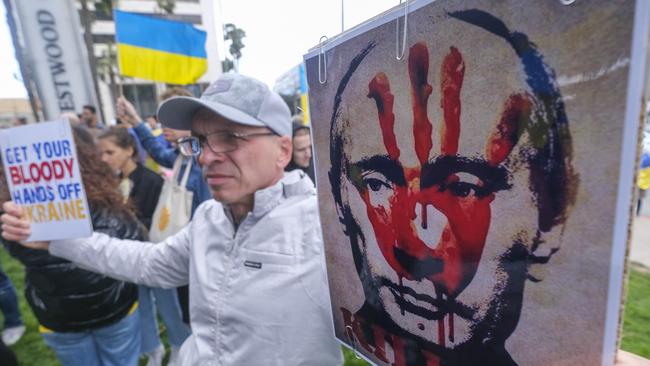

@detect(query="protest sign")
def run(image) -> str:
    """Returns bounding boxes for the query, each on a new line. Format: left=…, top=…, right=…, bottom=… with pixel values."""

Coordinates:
left=0, top=120, right=92, bottom=241
left=304, top=1, right=649, bottom=365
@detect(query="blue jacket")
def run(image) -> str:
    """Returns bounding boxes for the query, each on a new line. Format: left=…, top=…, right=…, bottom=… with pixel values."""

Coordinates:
left=132, top=123, right=211, bottom=216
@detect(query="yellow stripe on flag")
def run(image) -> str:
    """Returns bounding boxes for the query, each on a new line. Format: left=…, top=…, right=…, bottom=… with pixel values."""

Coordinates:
left=300, top=94, right=310, bottom=124
left=117, top=44, right=207, bottom=85
left=639, top=167, right=650, bottom=190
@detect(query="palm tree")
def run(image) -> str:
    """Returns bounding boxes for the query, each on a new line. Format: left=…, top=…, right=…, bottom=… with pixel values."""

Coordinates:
left=156, top=0, right=176, bottom=14
left=223, top=23, right=246, bottom=72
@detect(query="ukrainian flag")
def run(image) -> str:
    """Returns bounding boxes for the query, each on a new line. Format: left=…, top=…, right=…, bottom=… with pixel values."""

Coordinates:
left=115, top=10, right=207, bottom=85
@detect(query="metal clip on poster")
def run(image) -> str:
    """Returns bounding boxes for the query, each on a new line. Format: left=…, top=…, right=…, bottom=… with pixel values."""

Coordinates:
left=319, top=36, right=329, bottom=84
left=560, top=0, right=576, bottom=5
left=396, top=0, right=409, bottom=60
left=345, top=325, right=362, bottom=360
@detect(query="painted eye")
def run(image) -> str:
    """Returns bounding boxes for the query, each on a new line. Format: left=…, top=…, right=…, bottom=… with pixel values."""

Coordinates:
left=447, top=181, right=476, bottom=197
left=365, top=177, right=389, bottom=192
left=361, top=172, right=393, bottom=208
left=445, top=172, right=482, bottom=198
left=362, top=172, right=391, bottom=192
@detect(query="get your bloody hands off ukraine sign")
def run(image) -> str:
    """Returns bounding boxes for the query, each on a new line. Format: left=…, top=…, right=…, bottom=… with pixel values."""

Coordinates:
left=305, top=1, right=648, bottom=365
left=0, top=120, right=92, bottom=241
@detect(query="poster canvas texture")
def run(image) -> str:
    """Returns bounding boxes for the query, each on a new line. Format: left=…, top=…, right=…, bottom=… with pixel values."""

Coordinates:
left=305, top=1, right=639, bottom=365
left=0, top=120, right=92, bottom=241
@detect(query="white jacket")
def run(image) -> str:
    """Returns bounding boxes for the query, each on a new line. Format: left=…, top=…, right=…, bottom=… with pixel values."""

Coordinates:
left=50, top=171, right=342, bottom=366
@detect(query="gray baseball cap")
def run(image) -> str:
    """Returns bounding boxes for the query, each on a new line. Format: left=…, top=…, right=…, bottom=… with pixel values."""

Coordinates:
left=157, top=73, right=292, bottom=136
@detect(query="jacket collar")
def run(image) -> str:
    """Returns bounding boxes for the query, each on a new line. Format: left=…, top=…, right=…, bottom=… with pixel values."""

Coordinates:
left=224, top=170, right=316, bottom=225
left=251, top=170, right=315, bottom=217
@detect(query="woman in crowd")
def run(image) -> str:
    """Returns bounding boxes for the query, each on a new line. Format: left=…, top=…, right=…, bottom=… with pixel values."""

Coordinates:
left=97, top=127, right=190, bottom=366
left=0, top=126, right=143, bottom=366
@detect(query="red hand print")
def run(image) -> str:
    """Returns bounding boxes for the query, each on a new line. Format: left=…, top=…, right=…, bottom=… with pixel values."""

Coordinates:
left=364, top=42, right=532, bottom=299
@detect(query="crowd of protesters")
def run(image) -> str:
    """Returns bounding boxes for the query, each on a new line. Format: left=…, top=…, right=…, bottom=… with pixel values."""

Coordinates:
left=0, top=74, right=332, bottom=366
left=0, top=72, right=647, bottom=366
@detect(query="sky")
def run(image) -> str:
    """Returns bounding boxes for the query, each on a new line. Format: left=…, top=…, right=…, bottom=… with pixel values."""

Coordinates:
left=0, top=0, right=400, bottom=99
left=219, top=0, right=399, bottom=86
left=0, top=3, right=27, bottom=98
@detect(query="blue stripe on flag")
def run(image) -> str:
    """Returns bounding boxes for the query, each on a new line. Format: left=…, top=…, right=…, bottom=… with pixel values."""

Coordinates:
left=114, top=10, right=207, bottom=58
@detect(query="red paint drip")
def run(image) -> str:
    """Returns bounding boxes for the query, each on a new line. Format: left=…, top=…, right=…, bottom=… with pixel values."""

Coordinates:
left=408, top=43, right=434, bottom=166
left=368, top=72, right=400, bottom=160
left=486, top=93, right=532, bottom=165
left=421, top=203, right=428, bottom=229
left=448, top=313, right=454, bottom=343
left=438, top=318, right=446, bottom=348
left=440, top=47, right=465, bottom=156
left=371, top=324, right=389, bottom=362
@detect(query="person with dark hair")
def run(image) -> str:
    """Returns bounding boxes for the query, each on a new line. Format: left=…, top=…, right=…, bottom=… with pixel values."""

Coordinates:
left=117, top=89, right=210, bottom=339
left=325, top=9, right=578, bottom=366
left=81, top=105, right=103, bottom=138
left=0, top=126, right=144, bottom=366
left=284, top=118, right=315, bottom=183
left=97, top=127, right=189, bottom=366
left=98, top=127, right=162, bottom=228
left=11, top=117, right=27, bottom=127
left=81, top=105, right=97, bottom=126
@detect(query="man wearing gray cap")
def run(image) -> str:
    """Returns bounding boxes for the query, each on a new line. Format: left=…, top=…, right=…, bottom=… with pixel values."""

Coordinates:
left=1, top=74, right=342, bottom=365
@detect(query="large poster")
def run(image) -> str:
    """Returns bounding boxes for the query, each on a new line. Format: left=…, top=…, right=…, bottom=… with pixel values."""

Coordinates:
left=304, top=1, right=648, bottom=365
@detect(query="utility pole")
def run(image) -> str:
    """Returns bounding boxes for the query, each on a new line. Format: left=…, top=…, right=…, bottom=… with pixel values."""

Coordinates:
left=3, top=0, right=41, bottom=122
left=341, top=0, right=344, bottom=33
left=79, top=0, right=106, bottom=125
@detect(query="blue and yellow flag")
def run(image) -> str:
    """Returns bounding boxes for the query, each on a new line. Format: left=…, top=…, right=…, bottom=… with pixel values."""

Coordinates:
left=115, top=10, right=207, bottom=85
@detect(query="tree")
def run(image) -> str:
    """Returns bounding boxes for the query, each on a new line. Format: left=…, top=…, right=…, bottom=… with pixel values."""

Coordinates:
left=156, top=0, right=176, bottom=14
left=79, top=0, right=105, bottom=121
left=223, top=23, right=246, bottom=72
left=94, top=0, right=113, bottom=17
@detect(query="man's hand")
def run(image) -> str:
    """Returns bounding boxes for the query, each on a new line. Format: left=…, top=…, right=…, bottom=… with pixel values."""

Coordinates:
left=116, top=96, right=142, bottom=127
left=1, top=201, right=49, bottom=250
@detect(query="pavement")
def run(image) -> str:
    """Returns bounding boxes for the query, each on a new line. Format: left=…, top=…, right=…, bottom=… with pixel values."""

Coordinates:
left=630, top=196, right=650, bottom=268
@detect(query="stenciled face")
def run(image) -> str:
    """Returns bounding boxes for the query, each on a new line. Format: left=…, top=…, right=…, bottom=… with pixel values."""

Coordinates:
left=292, top=131, right=312, bottom=168
left=193, top=111, right=289, bottom=206
left=98, top=138, right=133, bottom=174
left=330, top=18, right=574, bottom=357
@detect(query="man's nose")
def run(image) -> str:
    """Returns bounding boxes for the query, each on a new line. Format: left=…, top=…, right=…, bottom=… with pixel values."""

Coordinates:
left=414, top=202, right=447, bottom=250
left=198, top=147, right=226, bottom=166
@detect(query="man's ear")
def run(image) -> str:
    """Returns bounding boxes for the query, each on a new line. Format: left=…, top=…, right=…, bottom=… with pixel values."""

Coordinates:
left=277, top=136, right=293, bottom=169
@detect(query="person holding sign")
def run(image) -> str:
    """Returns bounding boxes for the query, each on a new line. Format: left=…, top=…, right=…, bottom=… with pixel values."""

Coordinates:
left=0, top=127, right=144, bottom=366
left=118, top=88, right=212, bottom=329
left=97, top=127, right=191, bottom=366
left=1, top=74, right=342, bottom=365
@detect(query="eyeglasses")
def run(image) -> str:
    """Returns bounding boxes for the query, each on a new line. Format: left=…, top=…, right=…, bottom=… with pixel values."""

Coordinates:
left=178, top=131, right=277, bottom=156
